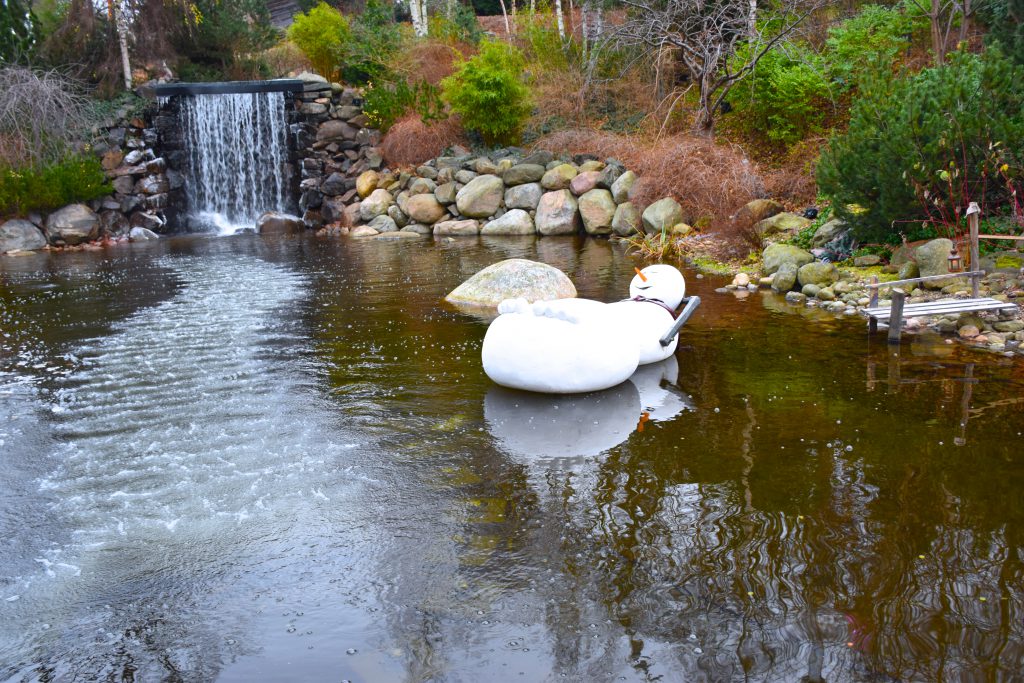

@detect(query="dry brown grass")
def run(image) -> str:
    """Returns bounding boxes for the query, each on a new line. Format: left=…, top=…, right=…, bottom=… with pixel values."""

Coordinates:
left=262, top=42, right=312, bottom=78
left=535, top=129, right=765, bottom=229
left=380, top=115, right=469, bottom=168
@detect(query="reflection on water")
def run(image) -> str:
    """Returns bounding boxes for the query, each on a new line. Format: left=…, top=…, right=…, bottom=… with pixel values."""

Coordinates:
left=0, top=233, right=1022, bottom=681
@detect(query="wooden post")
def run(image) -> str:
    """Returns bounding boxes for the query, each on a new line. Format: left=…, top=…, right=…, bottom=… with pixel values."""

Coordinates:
left=888, top=288, right=906, bottom=344
left=967, top=202, right=981, bottom=289
left=868, top=275, right=879, bottom=334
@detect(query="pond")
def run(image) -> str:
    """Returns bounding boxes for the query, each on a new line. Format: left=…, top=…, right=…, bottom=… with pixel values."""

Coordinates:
left=1, top=234, right=1022, bottom=682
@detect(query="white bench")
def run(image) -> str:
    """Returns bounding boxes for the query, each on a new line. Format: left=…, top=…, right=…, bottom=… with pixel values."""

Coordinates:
left=862, top=271, right=1019, bottom=342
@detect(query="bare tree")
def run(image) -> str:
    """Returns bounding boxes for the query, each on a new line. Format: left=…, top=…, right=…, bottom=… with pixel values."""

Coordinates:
left=0, top=66, right=92, bottom=166
left=908, top=0, right=978, bottom=65
left=615, top=0, right=819, bottom=136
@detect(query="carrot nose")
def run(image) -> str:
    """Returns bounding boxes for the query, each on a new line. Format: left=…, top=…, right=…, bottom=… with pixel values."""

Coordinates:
left=634, top=267, right=648, bottom=282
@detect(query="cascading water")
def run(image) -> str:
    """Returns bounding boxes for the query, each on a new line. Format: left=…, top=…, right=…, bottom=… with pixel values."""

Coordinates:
left=178, top=91, right=290, bottom=234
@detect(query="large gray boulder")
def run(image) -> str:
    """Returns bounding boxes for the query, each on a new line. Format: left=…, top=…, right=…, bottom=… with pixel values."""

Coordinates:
left=641, top=198, right=683, bottom=235
left=257, top=211, right=304, bottom=234
left=915, top=238, right=955, bottom=289
left=797, top=261, right=839, bottom=287
left=756, top=211, right=812, bottom=239
left=405, top=194, right=447, bottom=224
left=503, top=163, right=545, bottom=186
left=535, top=190, right=580, bottom=235
left=455, top=175, right=504, bottom=218
left=771, top=262, right=799, bottom=292
left=129, top=226, right=160, bottom=241
left=578, top=189, right=616, bottom=235
left=735, top=198, right=784, bottom=225
left=504, top=182, right=543, bottom=210
left=611, top=202, right=641, bottom=236
left=810, top=218, right=846, bottom=249
left=763, top=243, right=813, bottom=275
left=481, top=209, right=534, bottom=235
left=0, top=219, right=47, bottom=252
left=367, top=215, right=399, bottom=233
left=446, top=258, right=577, bottom=307
left=46, top=204, right=99, bottom=245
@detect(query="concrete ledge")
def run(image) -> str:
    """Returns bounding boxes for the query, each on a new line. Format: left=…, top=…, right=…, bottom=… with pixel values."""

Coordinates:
left=152, top=79, right=306, bottom=97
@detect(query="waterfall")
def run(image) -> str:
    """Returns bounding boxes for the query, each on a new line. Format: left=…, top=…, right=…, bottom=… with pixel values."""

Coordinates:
left=179, top=91, right=290, bottom=234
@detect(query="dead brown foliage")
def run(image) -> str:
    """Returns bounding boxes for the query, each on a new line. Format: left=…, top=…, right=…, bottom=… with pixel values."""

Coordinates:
left=535, top=129, right=765, bottom=230
left=391, top=39, right=471, bottom=86
left=380, top=115, right=468, bottom=168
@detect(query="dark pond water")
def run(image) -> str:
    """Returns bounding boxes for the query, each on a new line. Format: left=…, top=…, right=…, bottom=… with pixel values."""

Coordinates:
left=0, top=234, right=1022, bottom=682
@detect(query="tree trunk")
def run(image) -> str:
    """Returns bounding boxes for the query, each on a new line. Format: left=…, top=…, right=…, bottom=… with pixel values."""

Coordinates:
left=554, top=0, right=564, bottom=38
left=693, top=75, right=715, bottom=137
left=930, top=0, right=944, bottom=65
left=410, top=0, right=428, bottom=36
left=113, top=0, right=132, bottom=91
left=748, top=0, right=757, bottom=38
left=496, top=0, right=511, bottom=34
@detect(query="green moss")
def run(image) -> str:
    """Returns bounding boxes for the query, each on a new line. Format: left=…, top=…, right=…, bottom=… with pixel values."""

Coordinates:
left=687, top=256, right=736, bottom=276
left=994, top=254, right=1023, bottom=269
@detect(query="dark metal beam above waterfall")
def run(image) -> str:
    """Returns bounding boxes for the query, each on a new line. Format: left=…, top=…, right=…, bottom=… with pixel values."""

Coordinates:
left=151, top=79, right=306, bottom=97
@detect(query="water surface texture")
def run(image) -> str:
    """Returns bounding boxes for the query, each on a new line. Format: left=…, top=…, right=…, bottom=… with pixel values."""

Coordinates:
left=1, top=235, right=1022, bottom=682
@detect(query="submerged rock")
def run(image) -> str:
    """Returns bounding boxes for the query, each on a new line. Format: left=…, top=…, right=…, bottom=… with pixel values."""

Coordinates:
left=256, top=211, right=304, bottom=234
left=446, top=258, right=577, bottom=307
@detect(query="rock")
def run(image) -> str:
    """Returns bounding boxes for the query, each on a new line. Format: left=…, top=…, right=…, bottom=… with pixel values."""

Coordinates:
left=915, top=238, right=954, bottom=289
left=670, top=223, right=693, bottom=237
left=481, top=209, right=534, bottom=235
left=256, top=211, right=304, bottom=234
left=817, top=287, right=836, bottom=301
left=0, top=219, right=47, bottom=252
left=434, top=219, right=480, bottom=236
left=994, top=321, right=1024, bottom=333
left=801, top=283, right=821, bottom=298
left=504, top=182, right=543, bottom=210
left=772, top=262, right=799, bottom=292
left=785, top=291, right=807, bottom=304
left=112, top=176, right=135, bottom=195
left=811, top=218, right=846, bottom=248
left=597, top=161, right=624, bottom=190
left=318, top=120, right=358, bottom=142
left=577, top=189, right=616, bottom=235
left=797, top=261, right=839, bottom=287
left=129, top=211, right=163, bottom=232
left=135, top=175, right=169, bottom=195
left=611, top=202, right=641, bottom=237
left=359, top=189, right=394, bottom=222
left=541, top=164, right=578, bottom=191
left=367, top=215, right=398, bottom=233
left=101, top=149, right=124, bottom=171
left=608, top=170, right=636, bottom=204
left=853, top=254, right=881, bottom=267
left=417, top=165, right=438, bottom=180
left=350, top=226, right=378, bottom=237
left=641, top=198, right=684, bottom=235
left=435, top=182, right=458, bottom=205
left=402, top=223, right=432, bottom=235
left=736, top=198, right=784, bottom=226
left=356, top=170, right=379, bottom=198
left=455, top=175, right=504, bottom=218
left=763, top=243, right=814, bottom=275
left=898, top=261, right=920, bottom=280
left=408, top=177, right=437, bottom=195
left=732, top=273, right=751, bottom=287
left=454, top=169, right=478, bottom=184
left=445, top=258, right=577, bottom=307
left=320, top=172, right=348, bottom=196
left=755, top=211, right=812, bottom=238
left=569, top=171, right=602, bottom=196
left=45, top=204, right=99, bottom=245
left=958, top=324, right=980, bottom=338
left=128, top=226, right=160, bottom=241
left=535, top=190, right=580, bottom=235
left=341, top=203, right=362, bottom=227
left=579, top=160, right=605, bottom=172
left=406, top=194, right=447, bottom=224
left=387, top=205, right=409, bottom=228
left=521, top=150, right=553, bottom=166
left=370, top=230, right=423, bottom=241
left=503, top=163, right=545, bottom=186
left=474, top=158, right=500, bottom=175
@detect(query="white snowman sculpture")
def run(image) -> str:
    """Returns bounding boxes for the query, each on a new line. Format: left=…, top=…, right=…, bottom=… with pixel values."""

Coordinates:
left=481, top=264, right=688, bottom=394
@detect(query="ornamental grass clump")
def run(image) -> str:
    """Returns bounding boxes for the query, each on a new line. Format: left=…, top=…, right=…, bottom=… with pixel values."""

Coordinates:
left=441, top=40, right=532, bottom=146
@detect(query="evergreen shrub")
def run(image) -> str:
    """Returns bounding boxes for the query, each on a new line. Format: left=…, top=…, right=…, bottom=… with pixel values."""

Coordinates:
left=441, top=40, right=532, bottom=145
left=817, top=48, right=1024, bottom=243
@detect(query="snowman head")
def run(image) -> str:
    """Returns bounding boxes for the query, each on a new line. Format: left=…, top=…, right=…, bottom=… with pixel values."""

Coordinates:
left=629, top=264, right=686, bottom=310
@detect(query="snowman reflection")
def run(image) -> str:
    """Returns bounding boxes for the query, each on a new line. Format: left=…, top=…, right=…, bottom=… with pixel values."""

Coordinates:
left=484, top=356, right=693, bottom=462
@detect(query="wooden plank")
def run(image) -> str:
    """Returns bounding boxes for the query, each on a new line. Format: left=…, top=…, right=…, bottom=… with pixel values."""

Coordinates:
left=888, top=289, right=906, bottom=343
left=865, top=302, right=1017, bottom=320
left=866, top=271, right=985, bottom=291
left=979, top=234, right=1024, bottom=241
